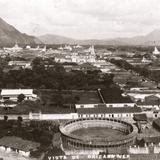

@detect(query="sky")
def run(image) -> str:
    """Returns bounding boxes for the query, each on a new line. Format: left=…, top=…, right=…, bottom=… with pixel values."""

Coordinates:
left=0, top=0, right=160, bottom=39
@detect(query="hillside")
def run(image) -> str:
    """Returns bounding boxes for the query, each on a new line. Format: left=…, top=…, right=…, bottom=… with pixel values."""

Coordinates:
left=38, top=34, right=75, bottom=44
left=0, top=17, right=42, bottom=45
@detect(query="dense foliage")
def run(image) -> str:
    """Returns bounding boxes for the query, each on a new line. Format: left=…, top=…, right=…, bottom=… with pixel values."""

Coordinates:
left=0, top=57, right=114, bottom=90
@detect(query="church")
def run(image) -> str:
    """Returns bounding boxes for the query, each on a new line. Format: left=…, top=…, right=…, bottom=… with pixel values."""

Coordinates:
left=153, top=46, right=160, bottom=55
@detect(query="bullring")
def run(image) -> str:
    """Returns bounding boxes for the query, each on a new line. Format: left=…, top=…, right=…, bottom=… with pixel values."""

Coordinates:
left=60, top=118, right=138, bottom=150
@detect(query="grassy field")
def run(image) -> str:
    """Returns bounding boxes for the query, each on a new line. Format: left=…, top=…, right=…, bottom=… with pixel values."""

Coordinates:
left=39, top=89, right=101, bottom=104
left=71, top=127, right=126, bottom=141
left=72, top=90, right=101, bottom=104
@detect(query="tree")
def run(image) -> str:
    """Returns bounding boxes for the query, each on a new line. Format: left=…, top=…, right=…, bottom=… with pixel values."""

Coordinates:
left=17, top=116, right=23, bottom=128
left=4, top=115, right=8, bottom=121
left=74, top=95, right=80, bottom=102
left=151, top=71, right=160, bottom=87
left=50, top=93, right=64, bottom=107
left=17, top=94, right=26, bottom=103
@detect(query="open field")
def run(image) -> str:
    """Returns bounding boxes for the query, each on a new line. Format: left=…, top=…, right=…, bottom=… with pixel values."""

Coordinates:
left=73, top=90, right=101, bottom=104
left=39, top=89, right=101, bottom=104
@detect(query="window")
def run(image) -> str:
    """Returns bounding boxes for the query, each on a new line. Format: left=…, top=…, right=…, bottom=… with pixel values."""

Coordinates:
left=3, top=97, right=10, bottom=100
left=94, top=114, right=97, bottom=118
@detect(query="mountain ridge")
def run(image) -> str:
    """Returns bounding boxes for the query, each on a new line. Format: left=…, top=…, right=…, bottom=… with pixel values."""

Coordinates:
left=1, top=16, right=160, bottom=46
left=38, top=29, right=160, bottom=46
left=0, top=17, right=42, bottom=45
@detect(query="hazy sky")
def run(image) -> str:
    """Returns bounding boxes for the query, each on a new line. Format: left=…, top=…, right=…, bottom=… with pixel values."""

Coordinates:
left=0, top=0, right=160, bottom=39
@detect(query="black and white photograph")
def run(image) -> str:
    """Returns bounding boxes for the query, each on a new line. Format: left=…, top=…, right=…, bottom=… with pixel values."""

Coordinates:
left=0, top=0, right=160, bottom=159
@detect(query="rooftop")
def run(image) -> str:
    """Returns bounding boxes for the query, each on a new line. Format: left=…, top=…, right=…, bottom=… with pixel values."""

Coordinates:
left=77, top=106, right=142, bottom=114
left=1, top=89, right=34, bottom=96
left=133, top=113, right=147, bottom=121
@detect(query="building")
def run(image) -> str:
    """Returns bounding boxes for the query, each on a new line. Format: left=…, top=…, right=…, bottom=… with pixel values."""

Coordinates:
left=3, top=43, right=23, bottom=52
left=41, top=45, right=46, bottom=52
left=93, top=60, right=118, bottom=73
left=153, top=46, right=160, bottom=55
left=75, top=103, right=136, bottom=109
left=141, top=57, right=152, bottom=64
left=76, top=106, right=142, bottom=119
left=8, top=61, right=32, bottom=69
left=123, top=88, right=160, bottom=102
left=60, top=118, right=137, bottom=152
left=0, top=89, right=38, bottom=102
left=55, top=45, right=96, bottom=64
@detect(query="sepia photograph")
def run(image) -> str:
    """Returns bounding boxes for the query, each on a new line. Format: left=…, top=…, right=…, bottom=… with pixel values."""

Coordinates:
left=0, top=0, right=160, bottom=159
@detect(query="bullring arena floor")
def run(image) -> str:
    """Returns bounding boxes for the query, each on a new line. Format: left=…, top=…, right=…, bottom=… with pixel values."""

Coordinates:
left=71, top=127, right=126, bottom=141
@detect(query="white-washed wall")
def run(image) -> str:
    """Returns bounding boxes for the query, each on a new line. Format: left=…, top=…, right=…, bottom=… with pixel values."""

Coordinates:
left=0, top=145, right=30, bottom=157
left=128, top=146, right=149, bottom=154
left=41, top=113, right=78, bottom=120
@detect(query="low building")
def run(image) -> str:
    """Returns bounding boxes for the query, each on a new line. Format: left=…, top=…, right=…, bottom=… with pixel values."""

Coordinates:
left=0, top=89, right=38, bottom=102
left=8, top=61, right=32, bottom=69
left=133, top=113, right=148, bottom=130
left=75, top=103, right=136, bottom=109
left=123, top=88, right=160, bottom=102
left=76, top=106, right=142, bottom=119
left=153, top=118, right=160, bottom=131
left=141, top=137, right=160, bottom=146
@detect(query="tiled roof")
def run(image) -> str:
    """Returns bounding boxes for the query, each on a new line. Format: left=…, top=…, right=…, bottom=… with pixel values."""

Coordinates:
left=143, top=136, right=160, bottom=144
left=153, top=118, right=160, bottom=128
left=1, top=89, right=33, bottom=96
left=77, top=106, right=142, bottom=114
left=133, top=113, right=147, bottom=121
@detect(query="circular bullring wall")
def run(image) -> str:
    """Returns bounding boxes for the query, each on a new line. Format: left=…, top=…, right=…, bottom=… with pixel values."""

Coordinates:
left=60, top=118, right=138, bottom=150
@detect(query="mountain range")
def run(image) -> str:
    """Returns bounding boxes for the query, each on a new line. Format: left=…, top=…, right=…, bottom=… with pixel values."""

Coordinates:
left=38, top=30, right=160, bottom=46
left=0, top=16, right=160, bottom=46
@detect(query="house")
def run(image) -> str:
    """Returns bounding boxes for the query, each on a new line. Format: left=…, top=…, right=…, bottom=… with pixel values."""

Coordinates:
left=141, top=137, right=160, bottom=146
left=137, top=100, right=160, bottom=110
left=123, top=88, right=160, bottom=102
left=0, top=89, right=38, bottom=102
left=8, top=61, right=32, bottom=69
left=133, top=114, right=148, bottom=130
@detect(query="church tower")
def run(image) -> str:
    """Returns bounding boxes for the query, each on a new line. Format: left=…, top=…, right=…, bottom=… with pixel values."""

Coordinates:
left=90, top=45, right=95, bottom=55
left=153, top=46, right=160, bottom=55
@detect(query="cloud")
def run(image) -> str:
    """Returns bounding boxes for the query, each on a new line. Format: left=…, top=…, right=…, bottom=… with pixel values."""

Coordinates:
left=0, top=0, right=160, bottom=39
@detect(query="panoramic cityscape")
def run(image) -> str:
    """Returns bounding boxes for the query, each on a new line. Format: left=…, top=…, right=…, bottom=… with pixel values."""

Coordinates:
left=0, top=0, right=160, bottom=160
